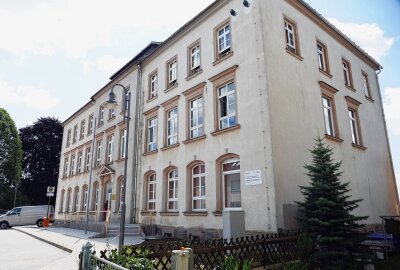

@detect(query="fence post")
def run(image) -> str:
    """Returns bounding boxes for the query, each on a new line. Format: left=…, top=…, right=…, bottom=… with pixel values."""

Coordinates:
left=171, top=248, right=193, bottom=270
left=81, top=241, right=93, bottom=270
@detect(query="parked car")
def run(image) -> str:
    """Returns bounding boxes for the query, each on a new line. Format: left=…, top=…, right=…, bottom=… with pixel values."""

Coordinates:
left=0, top=205, right=54, bottom=229
left=0, top=209, right=8, bottom=216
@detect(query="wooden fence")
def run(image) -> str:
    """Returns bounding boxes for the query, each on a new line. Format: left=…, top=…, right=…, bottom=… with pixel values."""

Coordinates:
left=100, top=231, right=300, bottom=269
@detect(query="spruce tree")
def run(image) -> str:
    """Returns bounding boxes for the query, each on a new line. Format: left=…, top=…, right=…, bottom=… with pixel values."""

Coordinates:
left=297, top=137, right=368, bottom=269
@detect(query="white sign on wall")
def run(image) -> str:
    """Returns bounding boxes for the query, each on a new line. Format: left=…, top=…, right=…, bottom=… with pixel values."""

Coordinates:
left=244, top=170, right=262, bottom=186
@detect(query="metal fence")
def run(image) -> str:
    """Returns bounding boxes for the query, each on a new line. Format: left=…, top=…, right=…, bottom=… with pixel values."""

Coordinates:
left=80, top=242, right=129, bottom=270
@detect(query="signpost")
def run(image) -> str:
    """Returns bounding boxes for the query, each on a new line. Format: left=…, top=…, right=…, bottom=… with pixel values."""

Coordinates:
left=46, top=186, right=55, bottom=228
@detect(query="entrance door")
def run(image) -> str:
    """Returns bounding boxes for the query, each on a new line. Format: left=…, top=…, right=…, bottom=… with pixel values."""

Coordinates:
left=103, top=181, right=112, bottom=221
left=223, top=159, right=241, bottom=208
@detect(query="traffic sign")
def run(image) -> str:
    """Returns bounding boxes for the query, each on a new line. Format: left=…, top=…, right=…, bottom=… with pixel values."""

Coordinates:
left=47, top=186, right=55, bottom=193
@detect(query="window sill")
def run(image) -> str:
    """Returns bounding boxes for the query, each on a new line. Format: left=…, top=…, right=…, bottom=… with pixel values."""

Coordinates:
left=164, top=82, right=179, bottom=93
left=213, top=211, right=223, bottom=216
left=97, top=123, right=104, bottom=128
left=365, top=96, right=375, bottom=103
left=87, top=132, right=93, bottom=137
left=183, top=135, right=206, bottom=144
left=325, top=134, right=343, bottom=143
left=142, top=150, right=158, bottom=156
left=319, top=69, right=332, bottom=78
left=183, top=211, right=208, bottom=216
left=211, top=124, right=241, bottom=136
left=286, top=49, right=303, bottom=61
left=345, top=85, right=356, bottom=92
left=141, top=211, right=157, bottom=216
left=146, top=96, right=158, bottom=103
left=185, top=69, right=203, bottom=81
left=161, top=143, right=180, bottom=151
left=213, top=51, right=234, bottom=66
left=352, top=143, right=367, bottom=151
left=160, top=211, right=179, bottom=216
left=107, top=117, right=116, bottom=122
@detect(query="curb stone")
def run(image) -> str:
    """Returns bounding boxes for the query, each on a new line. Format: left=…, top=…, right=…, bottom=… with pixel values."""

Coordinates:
left=12, top=227, right=74, bottom=254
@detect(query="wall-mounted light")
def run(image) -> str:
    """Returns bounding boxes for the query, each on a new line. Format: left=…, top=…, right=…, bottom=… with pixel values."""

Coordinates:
left=243, top=0, right=251, bottom=8
left=230, top=9, right=238, bottom=16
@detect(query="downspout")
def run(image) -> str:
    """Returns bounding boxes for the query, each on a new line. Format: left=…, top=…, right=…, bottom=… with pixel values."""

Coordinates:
left=375, top=66, right=400, bottom=214
left=131, top=63, right=143, bottom=223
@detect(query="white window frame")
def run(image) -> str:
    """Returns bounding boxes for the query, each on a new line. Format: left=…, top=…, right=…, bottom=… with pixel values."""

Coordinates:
left=362, top=73, right=371, bottom=98
left=285, top=21, right=296, bottom=52
left=167, top=169, right=178, bottom=211
left=66, top=129, right=71, bottom=147
left=73, top=188, right=79, bottom=212
left=96, top=140, right=102, bottom=166
left=120, top=129, right=127, bottom=159
left=77, top=151, right=83, bottom=174
left=317, top=44, right=325, bottom=71
left=99, top=107, right=104, bottom=125
left=147, top=174, right=156, bottom=211
left=147, top=117, right=157, bottom=151
left=82, top=186, right=88, bottom=211
left=150, top=73, right=158, bottom=98
left=167, top=108, right=178, bottom=146
left=223, top=159, right=241, bottom=208
left=73, top=125, right=78, bottom=143
left=70, top=154, right=75, bottom=176
left=218, top=82, right=237, bottom=129
left=107, top=134, right=114, bottom=163
left=192, top=164, right=206, bottom=211
left=109, top=108, right=116, bottom=119
left=343, top=61, right=351, bottom=86
left=190, top=96, right=204, bottom=139
left=85, top=147, right=91, bottom=172
left=65, top=189, right=71, bottom=213
left=348, top=109, right=360, bottom=145
left=322, top=97, right=335, bottom=137
left=94, top=183, right=99, bottom=211
left=169, top=60, right=177, bottom=84
left=218, top=24, right=231, bottom=54
left=80, top=120, right=85, bottom=139
left=88, top=115, right=94, bottom=134
left=191, top=44, right=201, bottom=70
left=63, top=157, right=69, bottom=178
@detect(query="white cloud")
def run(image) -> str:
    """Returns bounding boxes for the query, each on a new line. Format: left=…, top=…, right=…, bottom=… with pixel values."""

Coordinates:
left=0, top=76, right=59, bottom=110
left=328, top=18, right=395, bottom=62
left=96, top=55, right=130, bottom=75
left=0, top=0, right=215, bottom=58
left=383, top=87, right=400, bottom=136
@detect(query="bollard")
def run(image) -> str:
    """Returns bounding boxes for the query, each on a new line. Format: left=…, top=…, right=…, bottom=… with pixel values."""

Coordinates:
left=171, top=248, right=193, bottom=270
left=81, top=242, right=93, bottom=270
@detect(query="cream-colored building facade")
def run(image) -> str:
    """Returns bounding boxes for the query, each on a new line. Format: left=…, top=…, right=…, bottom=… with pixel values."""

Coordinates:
left=55, top=0, right=399, bottom=236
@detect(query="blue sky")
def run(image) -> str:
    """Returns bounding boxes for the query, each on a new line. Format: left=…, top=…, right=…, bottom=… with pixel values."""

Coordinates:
left=0, top=0, right=399, bottom=190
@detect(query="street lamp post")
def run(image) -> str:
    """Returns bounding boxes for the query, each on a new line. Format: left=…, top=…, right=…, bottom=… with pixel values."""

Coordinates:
left=11, top=180, right=18, bottom=208
left=104, top=84, right=131, bottom=252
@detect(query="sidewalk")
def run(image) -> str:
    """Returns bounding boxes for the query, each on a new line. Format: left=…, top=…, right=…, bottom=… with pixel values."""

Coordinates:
left=13, top=225, right=143, bottom=270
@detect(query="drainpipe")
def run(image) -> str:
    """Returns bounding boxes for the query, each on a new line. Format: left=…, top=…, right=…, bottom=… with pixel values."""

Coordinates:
left=131, top=63, right=143, bottom=223
left=375, top=66, right=400, bottom=214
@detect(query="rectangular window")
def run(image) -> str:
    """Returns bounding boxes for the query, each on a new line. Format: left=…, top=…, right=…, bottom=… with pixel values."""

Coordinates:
left=223, top=160, right=241, bottom=208
left=106, top=134, right=114, bottom=163
left=85, top=147, right=91, bottom=172
left=66, top=129, right=72, bottom=147
left=149, top=71, right=158, bottom=99
left=82, top=186, right=88, bottom=211
left=167, top=169, right=178, bottom=211
left=120, top=129, right=127, bottom=159
left=70, top=154, right=75, bottom=176
left=284, top=17, right=300, bottom=56
left=218, top=82, right=236, bottom=129
left=167, top=58, right=177, bottom=89
left=188, top=41, right=201, bottom=77
left=322, top=97, right=335, bottom=137
left=345, top=96, right=364, bottom=148
left=73, top=125, right=78, bottom=144
left=99, top=106, right=104, bottom=126
left=63, top=157, right=69, bottom=178
left=320, top=82, right=340, bottom=141
left=96, top=140, right=102, bottom=166
left=147, top=174, right=156, bottom=211
left=109, top=108, right=115, bottom=120
left=317, top=41, right=329, bottom=74
left=77, top=151, right=83, bottom=174
left=80, top=120, right=85, bottom=139
left=348, top=109, right=360, bottom=145
left=218, top=24, right=231, bottom=55
left=166, top=108, right=178, bottom=146
left=190, top=96, right=204, bottom=139
left=147, top=117, right=157, bottom=151
left=362, top=71, right=372, bottom=99
left=342, top=59, right=353, bottom=88
left=88, top=115, right=94, bottom=135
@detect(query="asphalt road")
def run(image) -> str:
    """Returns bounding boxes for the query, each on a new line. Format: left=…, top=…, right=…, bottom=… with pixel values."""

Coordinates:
left=0, top=228, right=71, bottom=270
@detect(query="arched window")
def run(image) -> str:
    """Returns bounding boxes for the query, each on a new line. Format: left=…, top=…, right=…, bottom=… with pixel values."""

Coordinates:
left=65, top=188, right=72, bottom=213
left=73, top=186, right=79, bottom=212
left=192, top=164, right=206, bottom=211
left=92, top=182, right=100, bottom=211
left=81, top=185, right=88, bottom=211
left=59, top=189, right=65, bottom=212
left=147, top=173, right=156, bottom=211
left=167, top=168, right=178, bottom=211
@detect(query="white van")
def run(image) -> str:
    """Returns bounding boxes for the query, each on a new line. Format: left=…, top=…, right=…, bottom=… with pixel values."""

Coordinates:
left=0, top=205, right=54, bottom=229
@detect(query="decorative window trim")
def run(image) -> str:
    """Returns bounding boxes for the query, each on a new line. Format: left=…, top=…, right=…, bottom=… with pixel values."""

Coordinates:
left=106, top=134, right=114, bottom=164
left=342, top=58, right=355, bottom=90
left=98, top=106, right=105, bottom=127
left=143, top=106, right=159, bottom=154
left=316, top=39, right=331, bottom=76
left=81, top=185, right=88, bottom=211
left=80, top=119, right=86, bottom=140
left=165, top=167, right=179, bottom=212
left=345, top=96, right=366, bottom=149
left=187, top=39, right=202, bottom=79
left=144, top=171, right=157, bottom=211
left=66, top=129, right=72, bottom=147
left=72, top=124, right=78, bottom=144
left=87, top=114, right=94, bottom=136
left=184, top=83, right=206, bottom=141
left=362, top=71, right=374, bottom=102
left=186, top=161, right=206, bottom=212
left=283, top=15, right=302, bottom=59
left=165, top=55, right=178, bottom=92
left=213, top=18, right=233, bottom=64
left=319, top=81, right=341, bottom=142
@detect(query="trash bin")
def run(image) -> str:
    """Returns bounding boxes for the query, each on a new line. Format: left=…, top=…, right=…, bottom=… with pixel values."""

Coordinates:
left=43, top=217, right=49, bottom=227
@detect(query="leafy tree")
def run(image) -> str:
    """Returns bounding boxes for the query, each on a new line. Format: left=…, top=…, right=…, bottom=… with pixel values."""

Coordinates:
left=19, top=117, right=63, bottom=205
left=0, top=108, right=22, bottom=209
left=297, top=137, right=368, bottom=269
